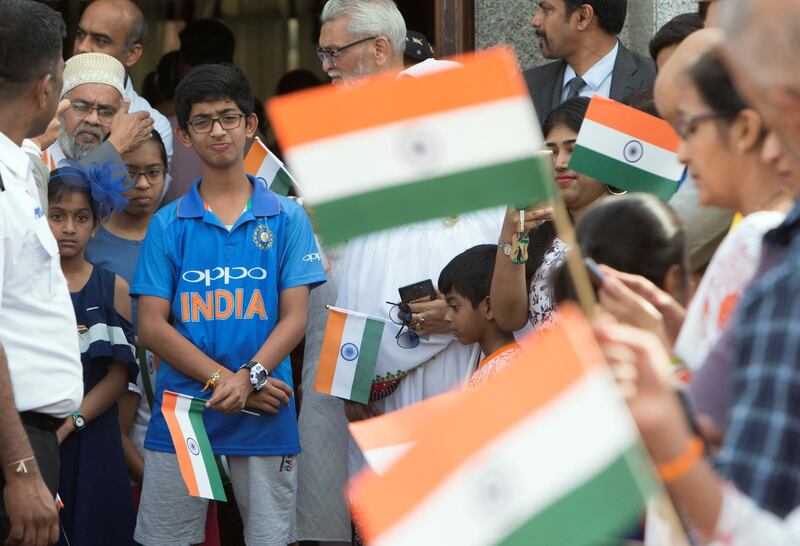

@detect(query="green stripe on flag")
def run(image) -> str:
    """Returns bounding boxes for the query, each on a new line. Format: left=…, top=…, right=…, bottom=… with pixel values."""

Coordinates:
left=269, top=167, right=294, bottom=196
left=351, top=319, right=384, bottom=403
left=499, top=444, right=657, bottom=546
left=188, top=398, right=227, bottom=502
left=136, top=346, right=154, bottom=409
left=570, top=145, right=679, bottom=202
left=310, top=157, right=553, bottom=245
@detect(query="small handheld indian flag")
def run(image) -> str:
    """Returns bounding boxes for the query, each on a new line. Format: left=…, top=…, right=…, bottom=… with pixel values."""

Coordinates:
left=348, top=305, right=658, bottom=546
left=569, top=96, right=685, bottom=201
left=268, top=47, right=553, bottom=244
left=315, top=306, right=387, bottom=404
left=162, top=390, right=227, bottom=501
left=243, top=137, right=295, bottom=196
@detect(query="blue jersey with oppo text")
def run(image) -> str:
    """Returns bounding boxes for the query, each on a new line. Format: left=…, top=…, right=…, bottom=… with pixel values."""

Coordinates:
left=131, top=176, right=326, bottom=456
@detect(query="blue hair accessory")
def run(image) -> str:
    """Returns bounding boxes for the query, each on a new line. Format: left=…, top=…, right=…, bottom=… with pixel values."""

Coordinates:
left=50, top=160, right=131, bottom=222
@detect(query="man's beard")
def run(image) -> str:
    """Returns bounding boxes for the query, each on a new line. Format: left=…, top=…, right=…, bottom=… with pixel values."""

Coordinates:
left=327, top=54, right=371, bottom=85
left=58, top=122, right=105, bottom=161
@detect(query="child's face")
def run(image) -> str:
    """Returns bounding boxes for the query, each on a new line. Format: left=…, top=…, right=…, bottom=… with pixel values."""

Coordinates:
left=176, top=98, right=257, bottom=170
left=47, top=192, right=97, bottom=259
left=444, top=289, right=487, bottom=346
left=123, top=139, right=165, bottom=217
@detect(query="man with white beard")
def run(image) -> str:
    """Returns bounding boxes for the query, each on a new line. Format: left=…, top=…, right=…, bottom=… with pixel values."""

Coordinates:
left=295, top=2, right=503, bottom=544
left=34, top=53, right=153, bottom=177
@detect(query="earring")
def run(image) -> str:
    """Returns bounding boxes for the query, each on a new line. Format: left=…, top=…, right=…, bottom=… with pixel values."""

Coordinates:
left=607, top=186, right=628, bottom=196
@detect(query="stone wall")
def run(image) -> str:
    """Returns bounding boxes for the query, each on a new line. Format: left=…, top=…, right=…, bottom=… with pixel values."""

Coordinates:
left=475, top=0, right=698, bottom=70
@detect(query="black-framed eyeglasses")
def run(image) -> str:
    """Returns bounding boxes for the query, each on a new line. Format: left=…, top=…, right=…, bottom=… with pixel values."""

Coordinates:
left=386, top=301, right=420, bottom=349
left=127, top=166, right=165, bottom=183
left=186, top=113, right=246, bottom=134
left=674, top=111, right=731, bottom=140
left=316, top=36, right=378, bottom=65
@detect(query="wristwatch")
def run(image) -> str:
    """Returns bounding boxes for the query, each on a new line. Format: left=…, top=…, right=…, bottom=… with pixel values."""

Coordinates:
left=498, top=238, right=513, bottom=256
left=72, top=411, right=86, bottom=431
left=240, top=361, right=269, bottom=391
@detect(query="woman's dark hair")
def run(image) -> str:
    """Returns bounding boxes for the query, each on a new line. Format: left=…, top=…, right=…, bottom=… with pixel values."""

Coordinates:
left=553, top=193, right=688, bottom=303
left=649, top=12, right=704, bottom=62
left=623, top=87, right=659, bottom=118
left=564, top=0, right=627, bottom=35
left=133, top=130, right=168, bottom=170
left=175, top=63, right=254, bottom=130
left=689, top=49, right=750, bottom=125
left=542, top=96, right=590, bottom=138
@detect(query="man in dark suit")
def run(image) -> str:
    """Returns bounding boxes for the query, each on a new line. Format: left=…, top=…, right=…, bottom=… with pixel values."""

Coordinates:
left=523, top=0, right=656, bottom=123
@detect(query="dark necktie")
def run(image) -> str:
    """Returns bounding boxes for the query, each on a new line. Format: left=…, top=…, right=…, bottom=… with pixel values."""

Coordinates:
left=565, top=76, right=587, bottom=101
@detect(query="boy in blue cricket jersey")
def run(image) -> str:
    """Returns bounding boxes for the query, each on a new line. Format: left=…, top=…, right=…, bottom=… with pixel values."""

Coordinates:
left=130, top=64, right=326, bottom=546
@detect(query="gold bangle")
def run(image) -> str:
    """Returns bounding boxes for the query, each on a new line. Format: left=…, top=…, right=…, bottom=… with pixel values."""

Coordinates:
left=202, top=366, right=223, bottom=392
left=657, top=436, right=704, bottom=483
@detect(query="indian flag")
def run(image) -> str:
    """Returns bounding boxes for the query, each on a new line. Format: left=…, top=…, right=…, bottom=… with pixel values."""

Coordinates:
left=569, top=96, right=685, bottom=201
left=349, top=390, right=460, bottom=475
left=268, top=47, right=553, bottom=244
left=244, top=137, right=295, bottom=196
left=162, top=390, right=227, bottom=501
left=315, top=306, right=387, bottom=404
left=348, top=305, right=658, bottom=546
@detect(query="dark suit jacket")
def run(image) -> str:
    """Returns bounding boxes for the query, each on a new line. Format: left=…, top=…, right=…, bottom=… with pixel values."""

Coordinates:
left=523, top=41, right=656, bottom=125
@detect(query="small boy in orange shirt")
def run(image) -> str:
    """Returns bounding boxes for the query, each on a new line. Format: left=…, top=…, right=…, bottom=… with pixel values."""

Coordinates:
left=438, top=244, right=521, bottom=387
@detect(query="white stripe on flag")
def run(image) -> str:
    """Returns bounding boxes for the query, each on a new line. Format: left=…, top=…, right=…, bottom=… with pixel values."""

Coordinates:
left=330, top=314, right=367, bottom=399
left=173, top=395, right=214, bottom=499
left=577, top=119, right=684, bottom=181
left=365, top=442, right=415, bottom=476
left=286, top=97, right=542, bottom=203
left=255, top=155, right=282, bottom=185
left=375, top=370, right=638, bottom=546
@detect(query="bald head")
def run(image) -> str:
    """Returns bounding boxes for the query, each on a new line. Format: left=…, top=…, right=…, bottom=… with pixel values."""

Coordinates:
left=74, top=0, right=147, bottom=69
left=654, top=28, right=724, bottom=122
left=718, top=0, right=800, bottom=159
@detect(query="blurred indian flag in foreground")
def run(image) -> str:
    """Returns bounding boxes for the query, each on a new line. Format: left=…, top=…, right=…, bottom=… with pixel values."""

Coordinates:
left=348, top=305, right=658, bottom=546
left=570, top=96, right=685, bottom=201
left=268, top=47, right=553, bottom=244
left=244, top=137, right=295, bottom=196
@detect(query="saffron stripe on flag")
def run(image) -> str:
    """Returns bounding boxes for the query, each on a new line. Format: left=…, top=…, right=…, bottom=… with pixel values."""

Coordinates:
left=570, top=145, right=679, bottom=201
left=315, top=309, right=347, bottom=394
left=269, top=48, right=528, bottom=148
left=585, top=95, right=679, bottom=151
left=307, top=156, right=551, bottom=244
left=286, top=97, right=542, bottom=203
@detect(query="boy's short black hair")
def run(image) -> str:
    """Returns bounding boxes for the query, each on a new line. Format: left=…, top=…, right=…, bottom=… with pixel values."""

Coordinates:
left=438, top=244, right=498, bottom=309
left=174, top=63, right=255, bottom=130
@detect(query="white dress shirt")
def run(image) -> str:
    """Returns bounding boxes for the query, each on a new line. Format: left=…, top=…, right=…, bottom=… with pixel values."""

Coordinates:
left=0, top=131, right=83, bottom=418
left=560, top=41, right=619, bottom=102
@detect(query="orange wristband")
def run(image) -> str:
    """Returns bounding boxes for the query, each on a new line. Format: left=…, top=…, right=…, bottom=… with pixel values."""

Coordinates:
left=656, top=436, right=704, bottom=483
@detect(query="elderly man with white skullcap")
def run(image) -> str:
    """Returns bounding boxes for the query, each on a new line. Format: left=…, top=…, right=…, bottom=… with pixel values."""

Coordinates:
left=47, top=52, right=153, bottom=167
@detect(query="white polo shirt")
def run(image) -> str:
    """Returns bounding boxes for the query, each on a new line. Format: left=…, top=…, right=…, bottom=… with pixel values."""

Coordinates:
left=0, top=131, right=83, bottom=418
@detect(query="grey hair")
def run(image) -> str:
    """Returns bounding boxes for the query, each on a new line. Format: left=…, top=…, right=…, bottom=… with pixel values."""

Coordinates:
left=718, top=0, right=800, bottom=89
left=321, top=0, right=407, bottom=54
left=124, top=8, right=148, bottom=51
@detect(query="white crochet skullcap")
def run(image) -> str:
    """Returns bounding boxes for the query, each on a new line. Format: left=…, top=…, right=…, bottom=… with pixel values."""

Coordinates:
left=61, top=53, right=126, bottom=99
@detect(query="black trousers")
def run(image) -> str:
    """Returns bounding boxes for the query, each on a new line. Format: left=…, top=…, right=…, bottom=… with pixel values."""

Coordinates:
left=0, top=414, right=61, bottom=541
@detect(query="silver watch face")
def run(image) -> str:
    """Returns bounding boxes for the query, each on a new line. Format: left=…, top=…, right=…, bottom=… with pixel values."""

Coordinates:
left=250, top=364, right=268, bottom=389
left=74, top=415, right=85, bottom=428
left=503, top=244, right=512, bottom=256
